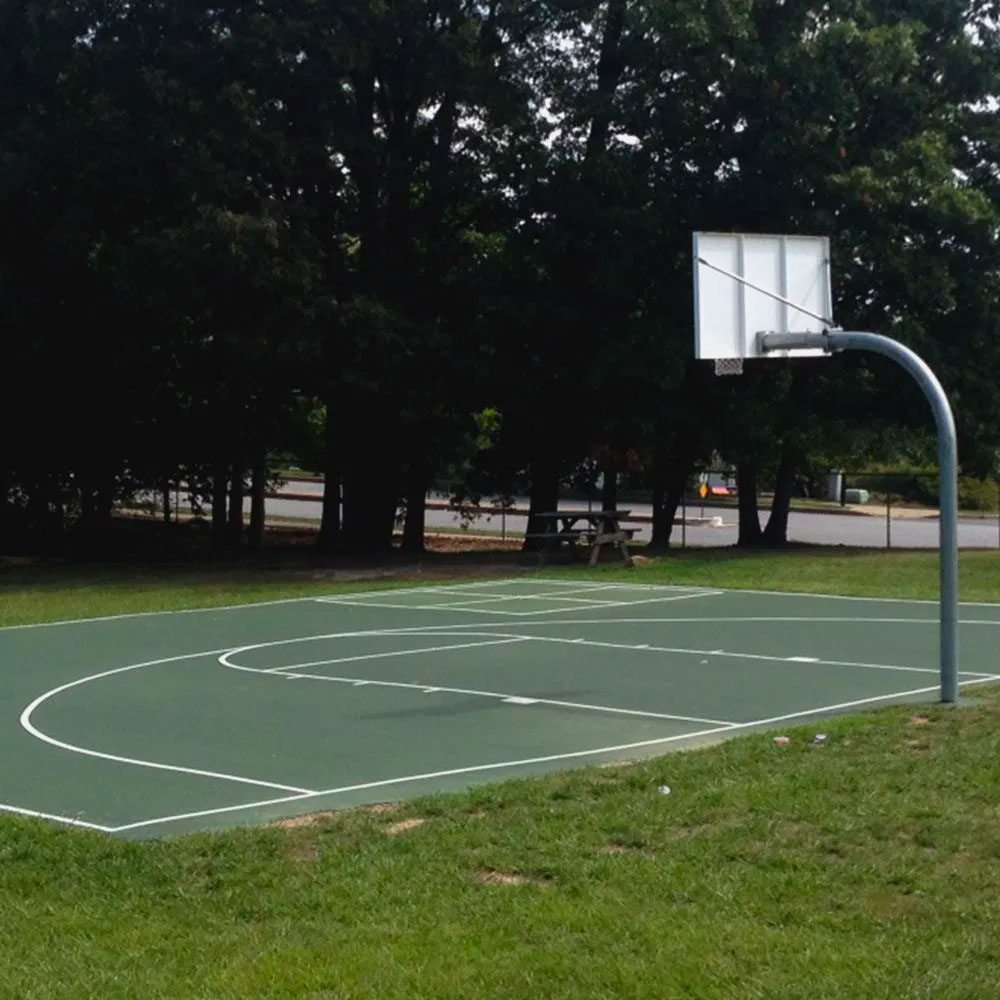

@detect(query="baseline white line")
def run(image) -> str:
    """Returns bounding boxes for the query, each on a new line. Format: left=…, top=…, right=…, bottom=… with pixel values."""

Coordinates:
left=314, top=598, right=555, bottom=616
left=438, top=589, right=727, bottom=614
left=5, top=576, right=996, bottom=632
left=110, top=673, right=1000, bottom=834
left=313, top=590, right=726, bottom=617
left=744, top=674, right=1000, bottom=729
left=532, top=578, right=1000, bottom=609
left=0, top=595, right=320, bottom=631
left=13, top=609, right=1000, bottom=834
left=412, top=583, right=626, bottom=605
left=110, top=733, right=732, bottom=834
left=379, top=614, right=1000, bottom=631
left=0, top=577, right=563, bottom=632
left=19, top=650, right=317, bottom=794
left=109, top=791, right=318, bottom=833
left=0, top=802, right=115, bottom=832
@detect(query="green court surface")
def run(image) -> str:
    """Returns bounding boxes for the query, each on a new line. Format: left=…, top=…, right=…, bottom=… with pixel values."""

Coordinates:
left=1, top=578, right=998, bottom=839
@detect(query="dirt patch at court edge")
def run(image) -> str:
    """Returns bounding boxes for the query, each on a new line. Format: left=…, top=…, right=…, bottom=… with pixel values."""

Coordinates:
left=384, top=817, right=426, bottom=835
left=273, top=811, right=339, bottom=829
left=273, top=802, right=401, bottom=828
left=473, top=869, right=552, bottom=887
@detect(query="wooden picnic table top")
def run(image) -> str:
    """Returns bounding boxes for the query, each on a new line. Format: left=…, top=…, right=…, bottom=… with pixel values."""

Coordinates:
left=534, top=509, right=634, bottom=521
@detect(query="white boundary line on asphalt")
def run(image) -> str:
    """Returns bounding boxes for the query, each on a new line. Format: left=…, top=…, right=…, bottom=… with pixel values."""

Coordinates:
left=105, top=673, right=1000, bottom=835
left=3, top=576, right=996, bottom=631
left=6, top=580, right=1000, bottom=833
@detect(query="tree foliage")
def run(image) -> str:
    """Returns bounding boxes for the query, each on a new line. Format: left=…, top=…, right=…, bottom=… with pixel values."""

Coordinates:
left=2, top=0, right=999, bottom=555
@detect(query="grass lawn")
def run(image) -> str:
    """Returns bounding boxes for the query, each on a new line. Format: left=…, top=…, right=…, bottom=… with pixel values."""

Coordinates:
left=2, top=545, right=998, bottom=627
left=1, top=547, right=998, bottom=998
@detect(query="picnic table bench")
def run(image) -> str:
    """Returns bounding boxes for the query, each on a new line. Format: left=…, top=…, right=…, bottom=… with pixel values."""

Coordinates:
left=525, top=509, right=639, bottom=566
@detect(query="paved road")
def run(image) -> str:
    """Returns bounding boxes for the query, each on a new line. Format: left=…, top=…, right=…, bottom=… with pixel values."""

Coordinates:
left=257, top=481, right=1000, bottom=549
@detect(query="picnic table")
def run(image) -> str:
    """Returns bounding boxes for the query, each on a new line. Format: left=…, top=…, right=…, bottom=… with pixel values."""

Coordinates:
left=526, top=509, right=639, bottom=566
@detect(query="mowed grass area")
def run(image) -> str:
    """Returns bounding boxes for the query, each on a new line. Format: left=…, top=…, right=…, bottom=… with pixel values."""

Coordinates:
left=1, top=545, right=999, bottom=627
left=2, top=695, right=1000, bottom=998
left=1, top=547, right=999, bottom=998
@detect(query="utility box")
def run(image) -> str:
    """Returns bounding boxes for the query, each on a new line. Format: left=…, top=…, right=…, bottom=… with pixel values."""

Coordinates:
left=843, top=488, right=870, bottom=504
left=823, top=472, right=843, bottom=501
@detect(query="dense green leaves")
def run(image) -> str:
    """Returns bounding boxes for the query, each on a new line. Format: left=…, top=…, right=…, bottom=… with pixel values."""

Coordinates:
left=2, top=0, right=999, bottom=554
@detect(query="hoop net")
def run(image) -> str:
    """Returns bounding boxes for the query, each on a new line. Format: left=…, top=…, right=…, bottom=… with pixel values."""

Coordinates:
left=713, top=357, right=744, bottom=376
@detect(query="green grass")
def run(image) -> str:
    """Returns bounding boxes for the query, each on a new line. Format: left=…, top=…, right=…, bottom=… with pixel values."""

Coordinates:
left=609, top=546, right=1000, bottom=602
left=2, top=694, right=999, bottom=998
left=0, top=546, right=998, bottom=628
left=1, top=549, right=999, bottom=997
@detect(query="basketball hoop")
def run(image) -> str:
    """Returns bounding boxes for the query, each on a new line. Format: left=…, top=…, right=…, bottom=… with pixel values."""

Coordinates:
left=713, top=357, right=744, bottom=376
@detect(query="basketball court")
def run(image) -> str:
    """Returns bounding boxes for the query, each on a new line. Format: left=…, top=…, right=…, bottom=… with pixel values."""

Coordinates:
left=1, top=578, right=997, bottom=839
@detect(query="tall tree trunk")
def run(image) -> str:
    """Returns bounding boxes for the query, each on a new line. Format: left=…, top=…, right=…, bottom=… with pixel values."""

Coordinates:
left=649, top=469, right=668, bottom=552
left=0, top=464, right=7, bottom=551
left=584, top=0, right=627, bottom=165
left=524, top=454, right=560, bottom=551
left=601, top=468, right=617, bottom=511
left=318, top=398, right=341, bottom=553
left=648, top=452, right=696, bottom=553
left=78, top=474, right=95, bottom=540
left=248, top=453, right=266, bottom=551
left=211, top=461, right=228, bottom=549
left=28, top=478, right=49, bottom=554
left=76, top=469, right=111, bottom=553
left=94, top=475, right=113, bottom=541
left=401, top=466, right=428, bottom=553
left=341, top=423, right=400, bottom=553
left=736, top=461, right=763, bottom=547
left=227, top=464, right=244, bottom=548
left=162, top=478, right=172, bottom=524
left=763, top=449, right=797, bottom=547
left=341, top=466, right=398, bottom=553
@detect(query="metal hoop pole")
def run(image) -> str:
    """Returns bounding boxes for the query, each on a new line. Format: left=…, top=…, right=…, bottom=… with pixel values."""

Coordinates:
left=760, top=330, right=959, bottom=703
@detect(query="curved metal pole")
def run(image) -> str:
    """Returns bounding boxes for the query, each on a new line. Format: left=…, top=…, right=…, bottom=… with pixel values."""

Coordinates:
left=760, top=330, right=959, bottom=702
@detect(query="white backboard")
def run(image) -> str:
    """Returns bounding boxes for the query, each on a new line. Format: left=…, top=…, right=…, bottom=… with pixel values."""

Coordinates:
left=693, top=232, right=833, bottom=359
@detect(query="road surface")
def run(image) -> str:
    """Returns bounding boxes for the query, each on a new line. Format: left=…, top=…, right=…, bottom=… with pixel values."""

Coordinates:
left=252, top=481, right=1000, bottom=549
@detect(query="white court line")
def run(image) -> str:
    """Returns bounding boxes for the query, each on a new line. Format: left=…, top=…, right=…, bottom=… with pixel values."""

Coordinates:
left=314, top=588, right=724, bottom=616
left=319, top=589, right=622, bottom=612
left=313, top=598, right=581, bottom=617
left=3, top=577, right=996, bottom=632
left=0, top=802, right=115, bottom=832
left=12, top=608, right=1000, bottom=834
left=385, top=614, right=1000, bottom=632
left=219, top=645, right=736, bottom=728
left=419, top=583, right=625, bottom=604
left=521, top=634, right=994, bottom=677
left=19, top=650, right=317, bottom=795
left=107, top=673, right=1000, bottom=834
left=261, top=637, right=531, bottom=673
left=532, top=578, right=1000, bottom=609
left=0, top=595, right=320, bottom=631
left=431, top=589, right=727, bottom=613
left=0, top=578, right=543, bottom=633
left=210, top=622, right=998, bottom=681
left=314, top=597, right=540, bottom=615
